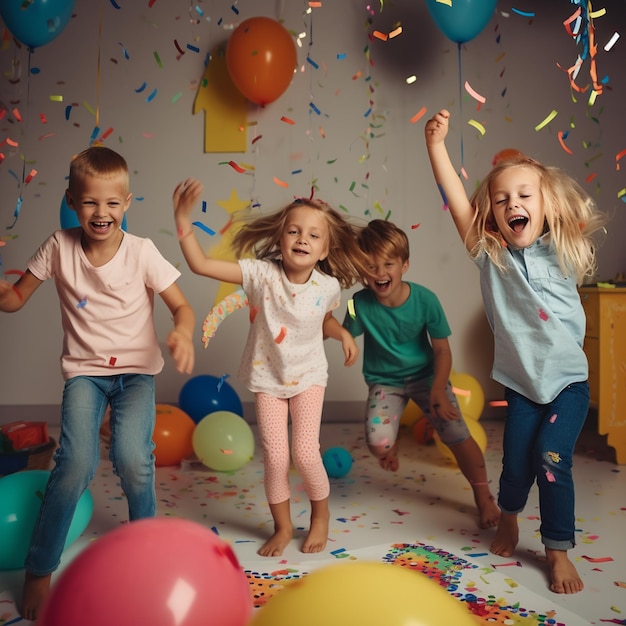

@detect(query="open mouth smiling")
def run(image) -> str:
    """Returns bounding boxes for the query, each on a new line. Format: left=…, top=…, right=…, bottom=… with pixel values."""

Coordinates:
left=507, top=215, right=529, bottom=233
left=91, top=221, right=113, bottom=230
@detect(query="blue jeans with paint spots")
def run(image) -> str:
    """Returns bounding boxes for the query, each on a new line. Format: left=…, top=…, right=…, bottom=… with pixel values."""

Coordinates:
left=498, top=381, right=589, bottom=551
left=25, top=374, right=156, bottom=575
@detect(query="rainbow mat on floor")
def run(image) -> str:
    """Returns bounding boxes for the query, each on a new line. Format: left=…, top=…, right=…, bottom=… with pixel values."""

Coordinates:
left=245, top=541, right=591, bottom=626
left=0, top=542, right=591, bottom=625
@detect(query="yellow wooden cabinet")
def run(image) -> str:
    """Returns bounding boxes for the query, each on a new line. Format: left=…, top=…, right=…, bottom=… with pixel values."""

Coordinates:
left=579, top=287, right=626, bottom=464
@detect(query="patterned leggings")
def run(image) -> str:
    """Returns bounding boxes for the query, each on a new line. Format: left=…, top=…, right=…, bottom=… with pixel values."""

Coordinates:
left=255, top=385, right=329, bottom=504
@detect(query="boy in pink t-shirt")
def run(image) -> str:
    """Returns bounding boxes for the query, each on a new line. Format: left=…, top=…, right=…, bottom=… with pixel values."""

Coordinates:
left=0, top=147, right=195, bottom=620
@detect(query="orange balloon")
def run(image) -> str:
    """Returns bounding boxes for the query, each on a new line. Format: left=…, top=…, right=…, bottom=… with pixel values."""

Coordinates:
left=152, top=404, right=195, bottom=467
left=226, top=17, right=297, bottom=106
left=492, top=148, right=526, bottom=166
left=412, top=417, right=434, bottom=445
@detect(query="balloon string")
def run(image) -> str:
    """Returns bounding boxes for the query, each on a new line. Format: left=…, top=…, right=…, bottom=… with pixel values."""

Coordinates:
left=275, top=0, right=285, bottom=20
left=305, top=9, right=314, bottom=190
left=457, top=42, right=464, bottom=174
left=8, top=48, right=32, bottom=229
left=22, top=49, right=32, bottom=185
left=95, top=3, right=103, bottom=130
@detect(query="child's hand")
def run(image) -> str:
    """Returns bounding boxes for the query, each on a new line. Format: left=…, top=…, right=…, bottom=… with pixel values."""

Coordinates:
left=341, top=332, right=359, bottom=367
left=0, top=280, right=13, bottom=301
left=424, top=109, right=450, bottom=146
left=0, top=271, right=41, bottom=312
left=166, top=329, right=195, bottom=374
left=173, top=178, right=204, bottom=219
left=430, top=389, right=459, bottom=421
left=0, top=279, right=18, bottom=312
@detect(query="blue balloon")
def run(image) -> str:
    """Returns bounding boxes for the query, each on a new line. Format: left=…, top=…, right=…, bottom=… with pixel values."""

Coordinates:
left=0, top=469, right=94, bottom=570
left=178, top=375, right=244, bottom=424
left=0, top=0, right=75, bottom=49
left=60, top=195, right=128, bottom=231
left=322, top=447, right=353, bottom=478
left=425, top=0, right=497, bottom=44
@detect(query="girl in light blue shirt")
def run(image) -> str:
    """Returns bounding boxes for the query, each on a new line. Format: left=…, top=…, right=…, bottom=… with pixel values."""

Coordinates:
left=425, top=109, right=605, bottom=595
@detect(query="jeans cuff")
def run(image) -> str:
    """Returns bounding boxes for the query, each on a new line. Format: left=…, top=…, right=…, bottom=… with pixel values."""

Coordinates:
left=498, top=504, right=524, bottom=516
left=541, top=536, right=575, bottom=551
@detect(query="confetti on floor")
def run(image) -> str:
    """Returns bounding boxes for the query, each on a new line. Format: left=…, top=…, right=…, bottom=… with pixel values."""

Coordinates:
left=0, top=419, right=624, bottom=624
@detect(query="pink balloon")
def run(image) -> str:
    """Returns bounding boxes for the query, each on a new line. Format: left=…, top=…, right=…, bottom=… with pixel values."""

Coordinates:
left=38, top=518, right=252, bottom=626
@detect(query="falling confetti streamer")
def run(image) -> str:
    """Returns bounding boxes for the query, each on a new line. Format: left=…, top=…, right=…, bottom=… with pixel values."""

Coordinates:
left=468, top=119, right=486, bottom=135
left=410, top=106, right=427, bottom=124
left=192, top=221, right=216, bottom=236
left=534, top=110, right=558, bottom=131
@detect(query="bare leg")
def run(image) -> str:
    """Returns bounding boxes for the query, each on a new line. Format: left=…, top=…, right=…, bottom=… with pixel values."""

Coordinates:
left=546, top=548, right=584, bottom=594
left=490, top=511, right=519, bottom=557
left=450, top=437, right=500, bottom=528
left=21, top=571, right=52, bottom=621
left=368, top=441, right=400, bottom=472
left=302, top=497, right=329, bottom=553
left=258, top=499, right=293, bottom=557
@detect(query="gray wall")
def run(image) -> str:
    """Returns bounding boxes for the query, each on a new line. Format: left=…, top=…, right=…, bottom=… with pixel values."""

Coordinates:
left=1, top=1, right=625, bottom=424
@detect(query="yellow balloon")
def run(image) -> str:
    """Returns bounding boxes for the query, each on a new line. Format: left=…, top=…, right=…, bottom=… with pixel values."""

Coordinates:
left=248, top=561, right=477, bottom=626
left=450, top=371, right=485, bottom=420
left=400, top=399, right=424, bottom=427
left=434, top=417, right=487, bottom=465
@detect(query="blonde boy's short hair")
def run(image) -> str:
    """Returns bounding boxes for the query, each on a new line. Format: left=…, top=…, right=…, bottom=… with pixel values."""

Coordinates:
left=357, top=219, right=410, bottom=262
left=68, top=146, right=129, bottom=193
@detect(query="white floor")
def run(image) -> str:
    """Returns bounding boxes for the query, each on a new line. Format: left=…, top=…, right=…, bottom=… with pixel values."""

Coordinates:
left=1, top=416, right=625, bottom=625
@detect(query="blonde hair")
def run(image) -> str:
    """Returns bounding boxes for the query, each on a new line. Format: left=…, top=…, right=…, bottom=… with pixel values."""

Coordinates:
left=68, top=146, right=129, bottom=194
left=357, top=219, right=410, bottom=263
left=232, top=198, right=368, bottom=289
left=469, top=156, right=606, bottom=284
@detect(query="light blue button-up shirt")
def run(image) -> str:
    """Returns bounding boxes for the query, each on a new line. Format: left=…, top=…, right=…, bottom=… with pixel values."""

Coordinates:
left=474, top=235, right=587, bottom=404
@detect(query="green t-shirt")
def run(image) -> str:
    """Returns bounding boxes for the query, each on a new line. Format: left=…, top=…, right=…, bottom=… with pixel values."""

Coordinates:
left=342, top=282, right=451, bottom=387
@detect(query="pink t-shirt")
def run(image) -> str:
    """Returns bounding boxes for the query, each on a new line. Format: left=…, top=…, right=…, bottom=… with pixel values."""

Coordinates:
left=28, top=228, right=181, bottom=379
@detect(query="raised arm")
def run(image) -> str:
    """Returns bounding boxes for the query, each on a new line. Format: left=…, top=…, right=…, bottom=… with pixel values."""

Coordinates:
left=424, top=110, right=477, bottom=250
left=173, top=178, right=243, bottom=285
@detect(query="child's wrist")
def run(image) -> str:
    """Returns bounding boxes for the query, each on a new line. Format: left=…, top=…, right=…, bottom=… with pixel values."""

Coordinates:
left=177, top=226, right=193, bottom=240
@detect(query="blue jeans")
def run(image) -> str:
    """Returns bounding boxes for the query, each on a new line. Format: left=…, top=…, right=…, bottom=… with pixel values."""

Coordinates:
left=25, top=374, right=157, bottom=575
left=498, top=382, right=589, bottom=551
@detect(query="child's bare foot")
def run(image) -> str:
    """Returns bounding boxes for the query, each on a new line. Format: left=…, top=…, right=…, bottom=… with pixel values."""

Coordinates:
left=302, top=511, right=329, bottom=553
left=490, top=512, right=519, bottom=557
left=377, top=442, right=400, bottom=472
left=546, top=548, right=584, bottom=594
left=472, top=485, right=500, bottom=529
left=257, top=527, right=293, bottom=557
left=21, top=571, right=52, bottom=621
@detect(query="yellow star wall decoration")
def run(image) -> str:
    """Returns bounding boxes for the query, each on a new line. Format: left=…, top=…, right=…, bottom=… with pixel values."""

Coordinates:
left=208, top=188, right=252, bottom=305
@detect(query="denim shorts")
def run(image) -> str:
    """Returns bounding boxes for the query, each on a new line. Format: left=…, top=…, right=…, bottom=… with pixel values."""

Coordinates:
left=364, top=377, right=470, bottom=451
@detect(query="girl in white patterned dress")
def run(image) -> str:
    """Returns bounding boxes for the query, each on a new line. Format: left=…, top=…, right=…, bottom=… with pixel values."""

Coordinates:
left=173, top=179, right=368, bottom=557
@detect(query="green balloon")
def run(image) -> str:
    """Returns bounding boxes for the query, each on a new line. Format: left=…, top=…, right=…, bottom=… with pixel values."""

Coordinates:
left=192, top=411, right=255, bottom=472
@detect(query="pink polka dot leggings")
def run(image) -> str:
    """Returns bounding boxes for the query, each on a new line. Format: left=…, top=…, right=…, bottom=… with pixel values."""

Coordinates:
left=255, top=385, right=330, bottom=504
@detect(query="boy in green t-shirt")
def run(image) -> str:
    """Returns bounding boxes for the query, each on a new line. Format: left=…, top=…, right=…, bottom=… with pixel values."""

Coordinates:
left=343, top=219, right=499, bottom=528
